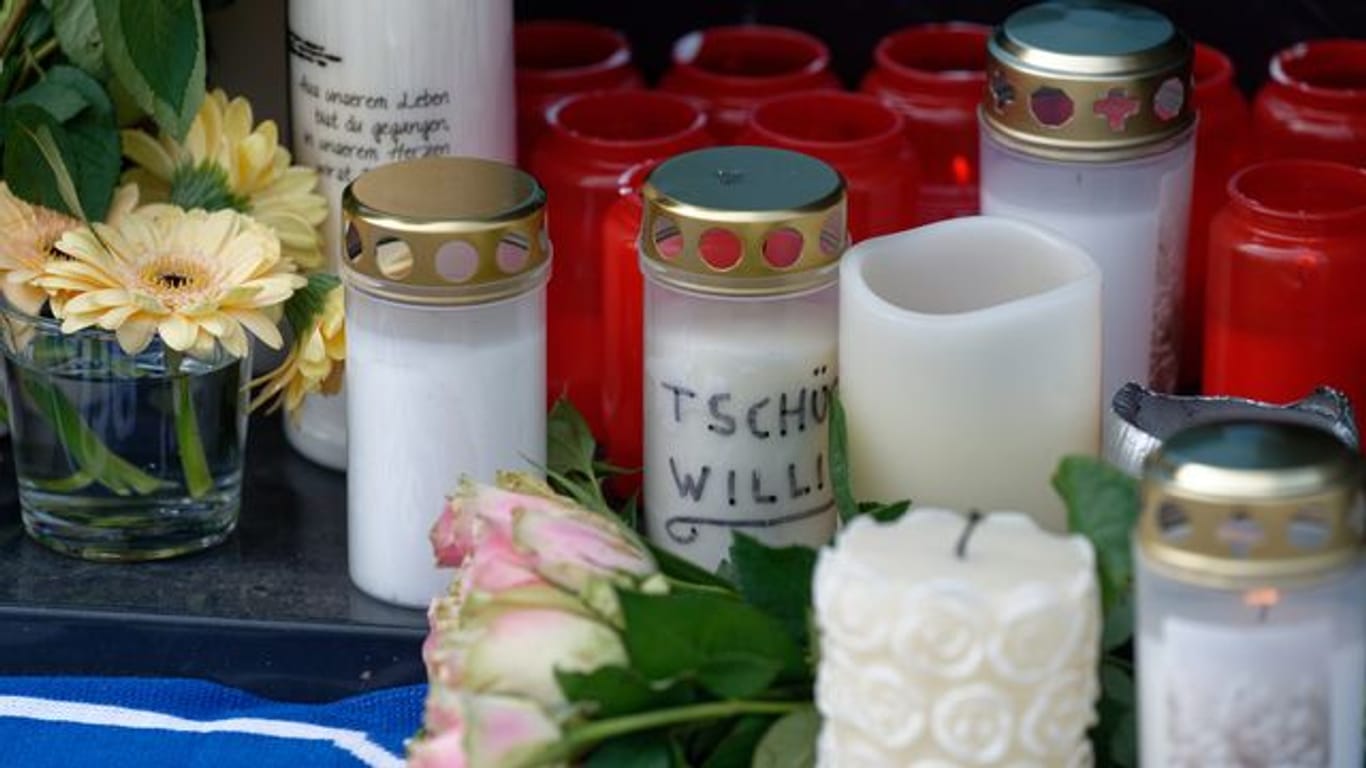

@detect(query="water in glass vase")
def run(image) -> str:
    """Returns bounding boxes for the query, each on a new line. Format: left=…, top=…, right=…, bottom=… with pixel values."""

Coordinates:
left=2, top=329, right=248, bottom=561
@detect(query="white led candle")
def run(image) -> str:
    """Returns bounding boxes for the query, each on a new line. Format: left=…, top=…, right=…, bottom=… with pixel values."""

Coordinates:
left=342, top=157, right=546, bottom=608
left=1136, top=421, right=1366, bottom=767
left=814, top=509, right=1101, bottom=766
left=640, top=147, right=846, bottom=571
left=839, top=216, right=1101, bottom=532
left=978, top=0, right=1195, bottom=397
left=287, top=0, right=515, bottom=469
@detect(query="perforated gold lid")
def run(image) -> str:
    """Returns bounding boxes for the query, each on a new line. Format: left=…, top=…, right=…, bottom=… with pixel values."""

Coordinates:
left=639, top=146, right=847, bottom=296
left=981, top=0, right=1195, bottom=161
left=342, top=157, right=550, bottom=306
left=1138, top=420, right=1365, bottom=588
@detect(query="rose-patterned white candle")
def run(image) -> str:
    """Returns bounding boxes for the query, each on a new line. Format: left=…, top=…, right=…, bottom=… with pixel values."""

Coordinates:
left=814, top=509, right=1101, bottom=766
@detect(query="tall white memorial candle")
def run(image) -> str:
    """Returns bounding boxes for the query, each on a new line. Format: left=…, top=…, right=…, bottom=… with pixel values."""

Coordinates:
left=839, top=216, right=1101, bottom=532
left=814, top=509, right=1101, bottom=766
left=342, top=158, right=546, bottom=608
left=978, top=1, right=1195, bottom=396
left=641, top=147, right=846, bottom=571
left=1136, top=421, right=1366, bottom=767
left=287, top=0, right=515, bottom=469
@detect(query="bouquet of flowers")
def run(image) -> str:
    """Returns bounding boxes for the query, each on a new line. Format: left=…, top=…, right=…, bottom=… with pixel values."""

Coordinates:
left=0, top=0, right=341, bottom=555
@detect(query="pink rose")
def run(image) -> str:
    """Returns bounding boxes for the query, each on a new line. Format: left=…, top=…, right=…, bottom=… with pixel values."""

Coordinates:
left=409, top=693, right=560, bottom=768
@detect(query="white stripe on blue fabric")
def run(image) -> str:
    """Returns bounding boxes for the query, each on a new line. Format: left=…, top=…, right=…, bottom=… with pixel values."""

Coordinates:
left=0, top=695, right=404, bottom=768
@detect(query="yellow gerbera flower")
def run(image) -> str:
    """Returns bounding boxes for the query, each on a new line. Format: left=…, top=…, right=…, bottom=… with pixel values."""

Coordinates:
left=0, top=182, right=139, bottom=315
left=121, top=89, right=328, bottom=270
left=251, top=283, right=345, bottom=415
left=40, top=208, right=306, bottom=359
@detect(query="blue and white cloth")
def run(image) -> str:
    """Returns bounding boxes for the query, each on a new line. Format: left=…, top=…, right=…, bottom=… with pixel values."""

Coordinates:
left=0, top=677, right=424, bottom=767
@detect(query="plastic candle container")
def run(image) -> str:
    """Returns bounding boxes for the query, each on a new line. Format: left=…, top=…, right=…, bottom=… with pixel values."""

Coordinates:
left=287, top=0, right=515, bottom=470
left=341, top=158, right=548, bottom=607
left=531, top=91, right=711, bottom=438
left=814, top=509, right=1101, bottom=765
left=1253, top=39, right=1366, bottom=165
left=861, top=23, right=990, bottom=224
left=514, top=21, right=642, bottom=163
left=839, top=217, right=1101, bottom=532
left=1136, top=421, right=1366, bottom=766
left=737, top=91, right=919, bottom=242
left=640, top=147, right=846, bottom=570
left=1202, top=160, right=1366, bottom=440
left=979, top=0, right=1196, bottom=399
left=1179, top=43, right=1252, bottom=393
left=658, top=25, right=840, bottom=142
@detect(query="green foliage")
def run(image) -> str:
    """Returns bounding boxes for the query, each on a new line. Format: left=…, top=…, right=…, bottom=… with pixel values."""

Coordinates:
left=93, top=0, right=203, bottom=140
left=169, top=160, right=249, bottom=212
left=557, top=665, right=694, bottom=721
left=585, top=733, right=686, bottom=768
left=47, top=0, right=104, bottom=76
left=282, top=271, right=340, bottom=342
left=751, top=708, right=818, bottom=768
left=1054, top=455, right=1141, bottom=768
left=728, top=533, right=816, bottom=651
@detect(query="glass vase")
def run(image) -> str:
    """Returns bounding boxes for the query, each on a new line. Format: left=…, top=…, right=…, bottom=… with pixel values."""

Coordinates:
left=0, top=303, right=248, bottom=561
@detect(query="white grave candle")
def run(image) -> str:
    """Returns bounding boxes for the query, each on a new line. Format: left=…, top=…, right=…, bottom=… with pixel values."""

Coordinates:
left=287, top=0, right=515, bottom=469
left=839, top=216, right=1101, bottom=532
left=814, top=509, right=1101, bottom=766
left=1136, top=421, right=1366, bottom=767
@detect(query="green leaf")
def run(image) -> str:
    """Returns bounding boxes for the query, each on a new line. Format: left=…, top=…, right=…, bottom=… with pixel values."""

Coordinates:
left=858, top=499, right=911, bottom=523
left=3, top=66, right=119, bottom=219
left=1092, top=657, right=1137, bottom=768
left=1101, top=590, right=1135, bottom=652
left=619, top=493, right=640, bottom=531
left=828, top=393, right=858, bottom=524
left=50, top=0, right=106, bottom=76
left=647, top=540, right=737, bottom=592
left=282, top=272, right=340, bottom=339
left=729, top=533, right=816, bottom=650
left=557, top=665, right=694, bottom=720
left=1053, top=455, right=1139, bottom=616
left=548, top=396, right=598, bottom=479
left=170, top=355, right=211, bottom=498
left=168, top=160, right=249, bottom=212
left=618, top=590, right=805, bottom=686
left=702, top=717, right=775, bottom=768
left=586, top=733, right=685, bottom=768
left=696, top=653, right=783, bottom=700
left=94, top=0, right=204, bottom=139
left=751, top=707, right=818, bottom=768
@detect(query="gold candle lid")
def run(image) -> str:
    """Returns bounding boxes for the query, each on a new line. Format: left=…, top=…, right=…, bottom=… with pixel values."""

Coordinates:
left=1139, top=420, right=1365, bottom=588
left=639, top=146, right=847, bottom=296
left=981, top=0, right=1195, bottom=162
left=342, top=157, right=550, bottom=306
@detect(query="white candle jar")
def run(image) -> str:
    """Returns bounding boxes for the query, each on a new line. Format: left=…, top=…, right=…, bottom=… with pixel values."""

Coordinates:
left=840, top=217, right=1101, bottom=532
left=342, top=157, right=547, bottom=608
left=287, top=0, right=515, bottom=470
left=978, top=0, right=1195, bottom=398
left=640, top=146, right=847, bottom=571
left=1136, top=421, right=1366, bottom=767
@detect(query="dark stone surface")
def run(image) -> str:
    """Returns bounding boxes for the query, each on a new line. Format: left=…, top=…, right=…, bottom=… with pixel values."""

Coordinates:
left=0, top=416, right=428, bottom=703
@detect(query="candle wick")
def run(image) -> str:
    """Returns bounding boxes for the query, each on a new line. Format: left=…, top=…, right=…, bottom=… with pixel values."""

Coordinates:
left=956, top=509, right=984, bottom=560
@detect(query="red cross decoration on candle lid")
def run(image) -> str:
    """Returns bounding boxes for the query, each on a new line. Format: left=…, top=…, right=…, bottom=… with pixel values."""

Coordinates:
left=1094, top=88, right=1141, bottom=131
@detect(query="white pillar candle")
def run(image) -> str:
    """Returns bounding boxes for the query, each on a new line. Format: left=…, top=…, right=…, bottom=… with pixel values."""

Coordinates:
left=814, top=509, right=1101, bottom=766
left=1135, top=421, right=1366, bottom=767
left=287, top=0, right=515, bottom=469
left=839, top=216, right=1101, bottom=532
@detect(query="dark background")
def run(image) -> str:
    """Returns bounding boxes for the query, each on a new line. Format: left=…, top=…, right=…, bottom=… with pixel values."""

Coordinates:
left=206, top=0, right=1366, bottom=142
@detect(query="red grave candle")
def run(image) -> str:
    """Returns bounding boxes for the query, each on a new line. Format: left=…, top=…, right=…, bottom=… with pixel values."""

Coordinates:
left=530, top=91, right=712, bottom=438
left=861, top=23, right=989, bottom=224
left=658, top=25, right=840, bottom=142
left=737, top=91, right=918, bottom=241
left=1253, top=39, right=1366, bottom=165
left=1179, top=43, right=1251, bottom=392
left=514, top=21, right=642, bottom=163
left=1203, top=159, right=1366, bottom=439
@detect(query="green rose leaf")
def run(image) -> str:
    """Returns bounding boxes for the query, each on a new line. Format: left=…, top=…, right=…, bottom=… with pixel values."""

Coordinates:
left=729, top=533, right=816, bottom=650
left=1053, top=455, right=1139, bottom=617
left=556, top=665, right=693, bottom=720
left=94, top=0, right=204, bottom=140
left=695, top=652, right=783, bottom=701
left=751, top=707, right=818, bottom=768
left=618, top=590, right=805, bottom=685
left=828, top=394, right=859, bottom=524
left=3, top=66, right=119, bottom=219
left=586, top=733, right=686, bottom=768
left=647, top=540, right=737, bottom=592
left=701, top=716, right=776, bottom=768
left=49, top=0, right=107, bottom=77
left=548, top=396, right=598, bottom=485
left=1094, top=658, right=1137, bottom=767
